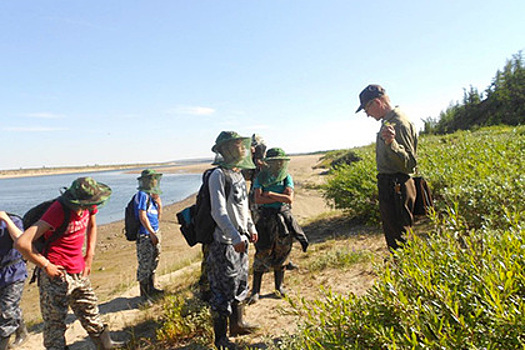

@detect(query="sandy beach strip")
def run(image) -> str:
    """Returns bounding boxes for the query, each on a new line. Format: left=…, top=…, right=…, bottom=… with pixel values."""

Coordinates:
left=0, top=160, right=213, bottom=179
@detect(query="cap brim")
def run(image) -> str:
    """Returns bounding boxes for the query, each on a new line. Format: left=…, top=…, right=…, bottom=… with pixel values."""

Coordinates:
left=355, top=105, right=364, bottom=113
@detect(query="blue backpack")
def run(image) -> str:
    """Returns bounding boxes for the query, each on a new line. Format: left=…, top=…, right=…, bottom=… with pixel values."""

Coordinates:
left=176, top=168, right=230, bottom=247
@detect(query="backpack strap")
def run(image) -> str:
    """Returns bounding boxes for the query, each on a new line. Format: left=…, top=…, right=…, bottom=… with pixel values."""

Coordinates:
left=41, top=198, right=71, bottom=257
left=209, top=167, right=232, bottom=198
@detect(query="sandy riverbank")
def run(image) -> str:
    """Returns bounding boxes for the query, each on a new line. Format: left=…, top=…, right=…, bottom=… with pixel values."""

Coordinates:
left=19, top=154, right=330, bottom=326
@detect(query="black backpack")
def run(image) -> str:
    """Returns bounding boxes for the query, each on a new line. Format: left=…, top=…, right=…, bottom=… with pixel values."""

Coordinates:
left=22, top=197, right=70, bottom=283
left=176, top=168, right=231, bottom=247
left=413, top=176, right=434, bottom=216
left=123, top=194, right=150, bottom=241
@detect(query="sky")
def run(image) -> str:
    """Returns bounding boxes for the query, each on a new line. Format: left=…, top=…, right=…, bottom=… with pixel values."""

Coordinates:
left=1, top=1, right=524, bottom=170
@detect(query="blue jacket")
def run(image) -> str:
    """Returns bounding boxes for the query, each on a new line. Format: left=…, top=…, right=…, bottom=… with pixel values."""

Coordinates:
left=0, top=214, right=27, bottom=287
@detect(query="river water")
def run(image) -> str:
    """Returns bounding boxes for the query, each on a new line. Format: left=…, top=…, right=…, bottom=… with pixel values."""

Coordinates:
left=0, top=170, right=202, bottom=225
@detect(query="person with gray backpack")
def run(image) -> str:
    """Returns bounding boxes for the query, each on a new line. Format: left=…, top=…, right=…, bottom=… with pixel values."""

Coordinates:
left=207, top=131, right=259, bottom=349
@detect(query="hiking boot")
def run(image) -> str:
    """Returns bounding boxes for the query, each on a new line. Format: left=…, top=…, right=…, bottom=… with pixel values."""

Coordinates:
left=247, top=271, right=263, bottom=305
left=11, top=319, right=29, bottom=348
left=229, top=302, right=258, bottom=336
left=90, top=326, right=126, bottom=350
left=274, top=269, right=287, bottom=297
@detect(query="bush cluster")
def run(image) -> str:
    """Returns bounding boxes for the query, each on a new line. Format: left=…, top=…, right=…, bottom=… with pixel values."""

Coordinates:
left=275, top=225, right=524, bottom=349
left=282, top=126, right=525, bottom=349
left=323, top=126, right=525, bottom=231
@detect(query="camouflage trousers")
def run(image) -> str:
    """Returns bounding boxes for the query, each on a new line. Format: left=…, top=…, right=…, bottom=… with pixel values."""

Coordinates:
left=207, top=240, right=249, bottom=317
left=136, top=231, right=161, bottom=283
left=39, top=272, right=104, bottom=350
left=253, top=234, right=293, bottom=273
left=198, top=243, right=210, bottom=294
left=0, top=281, right=24, bottom=337
left=254, top=211, right=293, bottom=273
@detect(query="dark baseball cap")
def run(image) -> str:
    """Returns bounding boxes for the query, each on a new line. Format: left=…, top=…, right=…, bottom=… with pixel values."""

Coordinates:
left=355, top=84, right=385, bottom=113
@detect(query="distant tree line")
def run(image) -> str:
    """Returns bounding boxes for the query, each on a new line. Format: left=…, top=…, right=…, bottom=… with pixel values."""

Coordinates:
left=422, top=51, right=525, bottom=134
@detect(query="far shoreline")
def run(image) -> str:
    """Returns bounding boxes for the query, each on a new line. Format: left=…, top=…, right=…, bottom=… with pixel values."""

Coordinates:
left=0, top=160, right=213, bottom=179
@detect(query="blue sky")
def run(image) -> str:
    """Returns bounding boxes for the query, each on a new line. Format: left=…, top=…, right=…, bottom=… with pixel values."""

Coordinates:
left=1, top=1, right=524, bottom=170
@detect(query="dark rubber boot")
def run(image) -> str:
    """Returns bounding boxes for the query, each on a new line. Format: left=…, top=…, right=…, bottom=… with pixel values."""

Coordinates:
left=90, top=326, right=126, bottom=349
left=229, top=301, right=258, bottom=336
left=213, top=314, right=236, bottom=349
left=247, top=271, right=263, bottom=305
left=286, top=261, right=299, bottom=270
left=0, top=336, right=10, bottom=350
left=274, top=268, right=287, bottom=297
left=139, top=282, right=153, bottom=305
left=11, top=319, right=29, bottom=348
left=149, top=275, right=164, bottom=296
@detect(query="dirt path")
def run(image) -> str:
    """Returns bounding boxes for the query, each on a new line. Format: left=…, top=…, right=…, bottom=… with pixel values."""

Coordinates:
left=17, top=154, right=359, bottom=349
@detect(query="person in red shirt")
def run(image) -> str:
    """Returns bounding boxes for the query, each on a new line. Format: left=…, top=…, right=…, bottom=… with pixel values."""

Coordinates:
left=16, top=177, right=125, bottom=350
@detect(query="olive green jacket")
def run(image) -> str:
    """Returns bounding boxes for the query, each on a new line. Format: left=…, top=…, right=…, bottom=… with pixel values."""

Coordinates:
left=375, top=107, right=418, bottom=175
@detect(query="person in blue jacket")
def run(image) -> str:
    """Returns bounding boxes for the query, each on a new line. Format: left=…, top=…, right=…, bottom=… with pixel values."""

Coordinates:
left=0, top=211, right=28, bottom=350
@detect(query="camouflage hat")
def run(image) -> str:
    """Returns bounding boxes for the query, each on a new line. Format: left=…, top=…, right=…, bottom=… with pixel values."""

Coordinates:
left=264, top=147, right=290, bottom=161
left=211, top=131, right=250, bottom=153
left=61, top=177, right=112, bottom=207
left=137, top=169, right=162, bottom=180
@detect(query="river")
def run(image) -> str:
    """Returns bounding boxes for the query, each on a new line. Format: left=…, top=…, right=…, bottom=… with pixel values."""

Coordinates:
left=0, top=170, right=201, bottom=225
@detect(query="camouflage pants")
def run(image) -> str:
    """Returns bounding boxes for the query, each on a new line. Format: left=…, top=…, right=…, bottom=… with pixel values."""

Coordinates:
left=254, top=211, right=293, bottom=273
left=0, top=281, right=24, bottom=337
left=253, top=234, right=293, bottom=273
left=39, top=272, right=104, bottom=350
left=198, top=243, right=210, bottom=294
left=207, top=240, right=249, bottom=317
left=136, top=231, right=161, bottom=283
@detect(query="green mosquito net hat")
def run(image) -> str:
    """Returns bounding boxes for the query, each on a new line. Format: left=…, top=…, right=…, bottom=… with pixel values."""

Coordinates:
left=137, top=169, right=163, bottom=195
left=212, top=131, right=256, bottom=170
left=258, top=147, right=290, bottom=186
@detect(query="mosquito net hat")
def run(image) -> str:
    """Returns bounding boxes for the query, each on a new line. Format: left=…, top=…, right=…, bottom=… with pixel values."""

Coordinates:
left=137, top=169, right=163, bottom=195
left=258, top=147, right=290, bottom=186
left=212, top=131, right=256, bottom=170
left=61, top=177, right=112, bottom=209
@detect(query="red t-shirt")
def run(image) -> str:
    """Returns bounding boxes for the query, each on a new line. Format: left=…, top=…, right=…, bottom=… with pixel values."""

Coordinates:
left=40, top=201, right=98, bottom=274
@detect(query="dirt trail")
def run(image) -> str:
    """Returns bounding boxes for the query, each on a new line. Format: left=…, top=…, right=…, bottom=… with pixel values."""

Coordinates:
left=15, top=154, right=383, bottom=349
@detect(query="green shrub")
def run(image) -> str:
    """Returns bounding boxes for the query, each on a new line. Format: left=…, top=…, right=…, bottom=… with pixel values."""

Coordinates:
left=274, top=221, right=525, bottom=349
left=156, top=294, right=213, bottom=348
left=322, top=126, right=525, bottom=231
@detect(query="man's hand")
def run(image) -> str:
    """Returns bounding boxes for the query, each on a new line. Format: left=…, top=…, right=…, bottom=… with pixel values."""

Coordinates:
left=234, top=241, right=247, bottom=253
left=82, top=255, right=93, bottom=278
left=250, top=232, right=258, bottom=243
left=45, top=263, right=66, bottom=280
left=150, top=232, right=159, bottom=246
left=381, top=124, right=396, bottom=144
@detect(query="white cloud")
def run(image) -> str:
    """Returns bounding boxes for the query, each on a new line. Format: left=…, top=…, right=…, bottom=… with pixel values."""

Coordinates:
left=4, top=127, right=68, bottom=132
left=166, top=106, right=216, bottom=116
left=24, top=112, right=65, bottom=119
